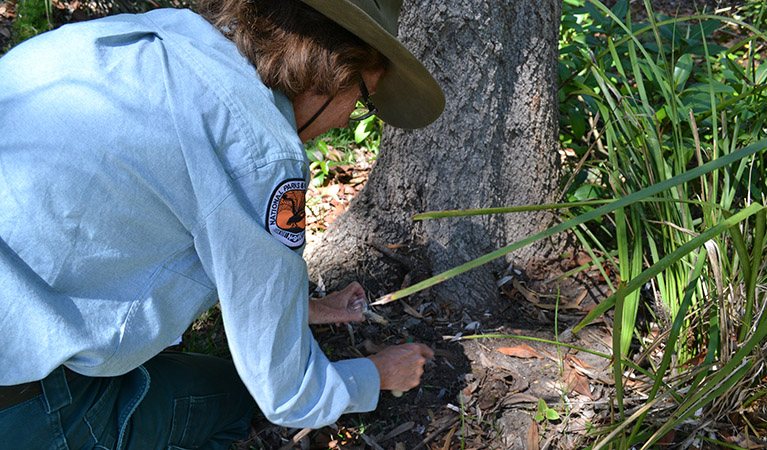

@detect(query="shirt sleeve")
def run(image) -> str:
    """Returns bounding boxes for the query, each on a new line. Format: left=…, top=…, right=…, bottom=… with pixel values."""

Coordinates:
left=191, top=158, right=380, bottom=428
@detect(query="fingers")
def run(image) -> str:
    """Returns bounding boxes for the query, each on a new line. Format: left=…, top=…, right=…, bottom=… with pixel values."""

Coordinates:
left=344, top=308, right=365, bottom=323
left=368, top=343, right=433, bottom=392
left=413, top=342, right=435, bottom=359
left=343, top=282, right=366, bottom=302
left=348, top=296, right=365, bottom=312
left=310, top=282, right=367, bottom=325
left=308, top=299, right=364, bottom=325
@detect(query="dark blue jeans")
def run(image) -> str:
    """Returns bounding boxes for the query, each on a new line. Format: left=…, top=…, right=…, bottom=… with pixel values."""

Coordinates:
left=0, top=352, right=255, bottom=450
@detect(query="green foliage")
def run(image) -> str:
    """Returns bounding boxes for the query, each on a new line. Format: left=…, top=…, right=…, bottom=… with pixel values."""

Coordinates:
left=737, top=0, right=767, bottom=29
left=534, top=398, right=560, bottom=422
left=304, top=116, right=382, bottom=186
left=2, top=0, right=190, bottom=54
left=77, top=0, right=190, bottom=16
left=558, top=0, right=767, bottom=357
left=11, top=0, right=53, bottom=46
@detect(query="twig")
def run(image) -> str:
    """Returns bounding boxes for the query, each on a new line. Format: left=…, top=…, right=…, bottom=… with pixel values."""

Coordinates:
left=379, top=421, right=415, bottom=442
left=412, top=417, right=460, bottom=450
left=277, top=428, right=312, bottom=450
left=366, top=238, right=413, bottom=268
left=359, top=432, right=386, bottom=450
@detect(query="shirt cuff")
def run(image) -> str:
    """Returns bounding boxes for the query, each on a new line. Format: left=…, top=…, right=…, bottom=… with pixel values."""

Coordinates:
left=332, top=357, right=380, bottom=413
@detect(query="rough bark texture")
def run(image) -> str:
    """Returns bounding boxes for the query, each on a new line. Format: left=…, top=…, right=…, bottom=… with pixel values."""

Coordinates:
left=305, top=0, right=563, bottom=309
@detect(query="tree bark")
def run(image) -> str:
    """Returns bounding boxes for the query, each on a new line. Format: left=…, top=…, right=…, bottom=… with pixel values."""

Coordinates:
left=305, top=0, right=563, bottom=310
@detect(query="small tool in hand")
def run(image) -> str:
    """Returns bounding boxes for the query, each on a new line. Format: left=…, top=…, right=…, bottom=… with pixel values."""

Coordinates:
left=350, top=297, right=397, bottom=394
left=350, top=297, right=388, bottom=326
left=369, top=293, right=395, bottom=306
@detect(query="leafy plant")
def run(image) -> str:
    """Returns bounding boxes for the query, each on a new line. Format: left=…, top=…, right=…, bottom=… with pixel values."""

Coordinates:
left=305, top=140, right=337, bottom=187
left=351, top=114, right=381, bottom=146
left=737, top=0, right=767, bottom=29
left=534, top=397, right=561, bottom=423
left=304, top=117, right=382, bottom=186
left=11, top=0, right=53, bottom=46
left=77, top=0, right=191, bottom=16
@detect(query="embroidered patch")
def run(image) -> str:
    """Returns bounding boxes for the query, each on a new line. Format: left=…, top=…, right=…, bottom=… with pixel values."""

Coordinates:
left=266, top=178, right=306, bottom=248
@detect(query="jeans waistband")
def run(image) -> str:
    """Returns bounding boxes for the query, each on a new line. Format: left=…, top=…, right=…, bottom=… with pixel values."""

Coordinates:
left=0, top=367, right=77, bottom=412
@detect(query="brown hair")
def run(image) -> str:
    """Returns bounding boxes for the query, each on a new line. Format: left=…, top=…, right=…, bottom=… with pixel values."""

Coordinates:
left=195, top=0, right=387, bottom=100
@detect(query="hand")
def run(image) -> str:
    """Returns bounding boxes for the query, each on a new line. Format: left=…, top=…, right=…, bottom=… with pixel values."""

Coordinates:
left=368, top=343, right=434, bottom=392
left=308, top=282, right=366, bottom=325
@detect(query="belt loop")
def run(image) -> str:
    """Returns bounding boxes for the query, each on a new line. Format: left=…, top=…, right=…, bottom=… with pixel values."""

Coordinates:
left=40, top=367, right=73, bottom=414
left=116, top=365, right=151, bottom=450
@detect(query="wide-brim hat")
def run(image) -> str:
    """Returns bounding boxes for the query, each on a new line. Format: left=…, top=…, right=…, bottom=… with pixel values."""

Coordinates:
left=300, top=0, right=445, bottom=129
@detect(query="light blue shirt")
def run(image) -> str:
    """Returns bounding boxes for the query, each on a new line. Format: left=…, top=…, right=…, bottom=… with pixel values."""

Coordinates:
left=0, top=8, right=379, bottom=428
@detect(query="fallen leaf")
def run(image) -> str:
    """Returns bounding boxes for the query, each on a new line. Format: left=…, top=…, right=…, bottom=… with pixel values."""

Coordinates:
left=477, top=351, right=496, bottom=370
left=496, top=344, right=543, bottom=359
left=380, top=421, right=414, bottom=442
left=575, top=251, right=593, bottom=266
left=328, top=183, right=342, bottom=197
left=564, top=369, right=593, bottom=399
left=657, top=429, right=675, bottom=446
left=565, top=354, right=594, bottom=370
left=513, top=279, right=540, bottom=304
left=501, top=393, right=539, bottom=406
left=440, top=424, right=459, bottom=450
left=682, top=351, right=707, bottom=368
left=573, top=289, right=588, bottom=306
left=402, top=302, right=423, bottom=319
left=526, top=421, right=540, bottom=450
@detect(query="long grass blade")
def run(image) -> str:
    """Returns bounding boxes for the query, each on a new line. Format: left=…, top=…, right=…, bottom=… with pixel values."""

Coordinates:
left=574, top=202, right=765, bottom=332
left=373, top=140, right=767, bottom=306
left=613, top=281, right=627, bottom=425
left=642, top=361, right=754, bottom=450
left=740, top=208, right=766, bottom=341
left=414, top=197, right=724, bottom=221
left=626, top=248, right=708, bottom=445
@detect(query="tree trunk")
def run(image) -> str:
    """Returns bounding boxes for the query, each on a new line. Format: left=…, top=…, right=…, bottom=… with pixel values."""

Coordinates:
left=305, top=0, right=563, bottom=310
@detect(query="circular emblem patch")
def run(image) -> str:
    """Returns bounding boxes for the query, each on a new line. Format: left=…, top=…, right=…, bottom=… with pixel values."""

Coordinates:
left=266, top=178, right=306, bottom=248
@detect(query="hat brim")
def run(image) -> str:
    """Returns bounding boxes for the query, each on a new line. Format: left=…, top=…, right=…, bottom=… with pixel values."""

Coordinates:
left=300, top=0, right=445, bottom=130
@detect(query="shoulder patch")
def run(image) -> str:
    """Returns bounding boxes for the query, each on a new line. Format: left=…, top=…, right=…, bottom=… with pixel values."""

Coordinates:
left=266, top=178, right=306, bottom=248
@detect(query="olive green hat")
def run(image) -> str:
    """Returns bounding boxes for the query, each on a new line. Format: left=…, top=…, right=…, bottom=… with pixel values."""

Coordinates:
left=300, top=0, right=445, bottom=129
